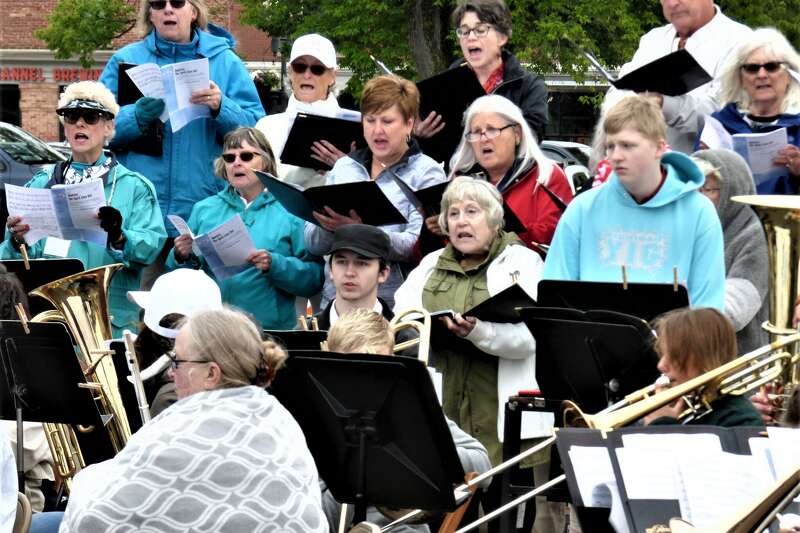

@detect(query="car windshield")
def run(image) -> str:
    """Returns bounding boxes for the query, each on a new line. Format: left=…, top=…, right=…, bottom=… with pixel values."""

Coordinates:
left=0, top=124, right=65, bottom=164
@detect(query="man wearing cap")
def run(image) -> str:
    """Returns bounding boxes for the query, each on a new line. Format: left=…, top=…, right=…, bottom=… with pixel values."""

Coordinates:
left=127, top=269, right=223, bottom=415
left=314, top=224, right=393, bottom=330
left=2, top=81, right=166, bottom=336
left=256, top=33, right=350, bottom=190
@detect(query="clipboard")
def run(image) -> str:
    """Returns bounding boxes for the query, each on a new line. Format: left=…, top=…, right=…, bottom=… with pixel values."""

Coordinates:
left=280, top=113, right=366, bottom=170
left=257, top=170, right=407, bottom=227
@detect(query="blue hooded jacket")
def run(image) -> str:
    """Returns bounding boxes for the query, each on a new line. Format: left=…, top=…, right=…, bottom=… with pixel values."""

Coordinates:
left=543, top=151, right=725, bottom=309
left=165, top=185, right=324, bottom=330
left=99, top=24, right=265, bottom=236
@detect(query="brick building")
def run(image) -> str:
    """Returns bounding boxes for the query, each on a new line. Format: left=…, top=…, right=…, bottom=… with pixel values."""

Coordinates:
left=0, top=1, right=278, bottom=141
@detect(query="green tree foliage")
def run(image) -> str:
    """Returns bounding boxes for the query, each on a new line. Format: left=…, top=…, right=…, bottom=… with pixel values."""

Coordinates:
left=35, top=0, right=137, bottom=68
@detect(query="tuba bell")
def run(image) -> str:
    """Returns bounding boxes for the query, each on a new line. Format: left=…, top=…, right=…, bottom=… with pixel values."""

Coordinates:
left=30, top=264, right=133, bottom=488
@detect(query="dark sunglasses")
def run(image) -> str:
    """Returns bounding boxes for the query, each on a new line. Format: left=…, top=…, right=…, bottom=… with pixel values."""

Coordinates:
left=59, top=110, right=107, bottom=125
left=222, top=151, right=258, bottom=163
left=149, top=0, right=187, bottom=10
left=291, top=62, right=328, bottom=76
left=740, top=61, right=785, bottom=74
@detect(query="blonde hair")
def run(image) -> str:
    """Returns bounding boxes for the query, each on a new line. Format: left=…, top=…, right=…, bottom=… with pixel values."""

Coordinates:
left=690, top=157, right=722, bottom=182
left=449, top=95, right=554, bottom=184
left=718, top=27, right=800, bottom=111
left=57, top=81, right=119, bottom=118
left=603, top=95, right=666, bottom=144
left=327, top=309, right=394, bottom=355
left=180, top=308, right=287, bottom=388
left=361, top=76, right=420, bottom=123
left=213, top=127, right=277, bottom=182
left=137, top=0, right=208, bottom=37
left=438, top=175, right=505, bottom=235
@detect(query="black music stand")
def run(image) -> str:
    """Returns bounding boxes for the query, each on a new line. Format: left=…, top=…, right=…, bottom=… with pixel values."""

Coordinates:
left=270, top=350, right=464, bottom=525
left=0, top=321, right=106, bottom=491
left=519, top=307, right=660, bottom=415
left=537, top=280, right=689, bottom=322
left=109, top=340, right=144, bottom=434
left=263, top=329, right=327, bottom=351
left=0, top=259, right=84, bottom=317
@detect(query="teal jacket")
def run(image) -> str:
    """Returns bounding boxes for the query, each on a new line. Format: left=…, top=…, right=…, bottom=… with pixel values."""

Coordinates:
left=0, top=160, right=167, bottom=336
left=99, top=24, right=265, bottom=236
left=166, top=185, right=324, bottom=330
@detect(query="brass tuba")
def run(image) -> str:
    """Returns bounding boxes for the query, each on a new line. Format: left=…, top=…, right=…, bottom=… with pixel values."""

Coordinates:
left=30, top=264, right=132, bottom=487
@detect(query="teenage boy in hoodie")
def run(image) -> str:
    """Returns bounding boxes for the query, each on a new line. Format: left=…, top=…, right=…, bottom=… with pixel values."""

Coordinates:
left=543, top=95, right=725, bottom=310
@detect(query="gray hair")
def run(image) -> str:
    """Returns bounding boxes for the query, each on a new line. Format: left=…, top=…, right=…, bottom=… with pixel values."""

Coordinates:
left=718, top=27, right=800, bottom=111
left=213, top=127, right=277, bottom=182
left=137, top=0, right=208, bottom=37
left=438, top=175, right=505, bottom=235
left=180, top=307, right=287, bottom=388
left=449, top=95, right=554, bottom=185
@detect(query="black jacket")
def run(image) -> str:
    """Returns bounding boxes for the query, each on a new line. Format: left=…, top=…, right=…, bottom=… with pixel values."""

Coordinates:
left=448, top=49, right=549, bottom=141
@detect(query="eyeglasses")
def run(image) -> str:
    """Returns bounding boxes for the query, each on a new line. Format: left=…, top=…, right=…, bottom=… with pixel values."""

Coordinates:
left=291, top=62, right=328, bottom=76
left=59, top=110, right=107, bottom=125
left=149, top=0, right=187, bottom=10
left=222, top=151, right=259, bottom=163
left=166, top=350, right=209, bottom=370
left=455, top=23, right=493, bottom=39
left=699, top=186, right=721, bottom=194
left=740, top=61, right=785, bottom=74
left=464, top=123, right=515, bottom=142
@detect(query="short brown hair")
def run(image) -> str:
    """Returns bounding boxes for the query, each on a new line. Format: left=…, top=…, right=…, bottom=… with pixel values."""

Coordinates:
left=451, top=0, right=513, bottom=38
left=654, top=307, right=736, bottom=381
left=137, top=0, right=208, bottom=37
left=214, top=127, right=277, bottom=182
left=603, top=95, right=666, bottom=144
left=360, top=76, right=419, bottom=123
left=327, top=309, right=395, bottom=355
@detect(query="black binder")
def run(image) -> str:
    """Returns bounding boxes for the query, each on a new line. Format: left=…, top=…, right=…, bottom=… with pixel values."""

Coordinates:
left=416, top=64, right=485, bottom=166
left=0, top=258, right=84, bottom=317
left=263, top=329, right=327, bottom=351
left=280, top=113, right=366, bottom=170
left=256, top=170, right=407, bottom=227
left=116, top=63, right=163, bottom=156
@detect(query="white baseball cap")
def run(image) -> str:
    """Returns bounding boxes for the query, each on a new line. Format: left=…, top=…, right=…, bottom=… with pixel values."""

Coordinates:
left=289, top=33, right=337, bottom=70
left=127, top=269, right=223, bottom=339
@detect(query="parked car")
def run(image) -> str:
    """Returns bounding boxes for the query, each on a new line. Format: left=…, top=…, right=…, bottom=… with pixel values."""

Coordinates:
left=541, top=140, right=592, bottom=192
left=0, top=122, right=67, bottom=239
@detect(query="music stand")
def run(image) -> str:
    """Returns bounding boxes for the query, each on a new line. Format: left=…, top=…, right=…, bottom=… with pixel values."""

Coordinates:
left=0, top=259, right=84, bottom=317
left=0, top=321, right=107, bottom=491
left=109, top=340, right=144, bottom=434
left=270, top=350, right=464, bottom=525
left=519, top=307, right=660, bottom=415
left=537, top=280, right=689, bottom=322
left=263, top=329, right=327, bottom=351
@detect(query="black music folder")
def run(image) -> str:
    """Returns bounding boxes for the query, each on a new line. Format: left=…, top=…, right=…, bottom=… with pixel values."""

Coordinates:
left=256, top=170, right=407, bottom=227
left=270, top=350, right=464, bottom=524
left=263, top=329, right=327, bottom=351
left=537, top=279, right=689, bottom=323
left=280, top=112, right=366, bottom=170
left=117, top=63, right=163, bottom=156
left=432, top=282, right=535, bottom=327
left=416, top=64, right=485, bottom=166
left=0, top=258, right=84, bottom=317
left=556, top=425, right=765, bottom=533
left=393, top=178, right=525, bottom=233
left=585, top=49, right=712, bottom=96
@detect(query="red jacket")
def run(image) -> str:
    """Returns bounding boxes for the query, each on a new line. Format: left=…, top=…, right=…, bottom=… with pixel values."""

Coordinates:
left=502, top=162, right=573, bottom=249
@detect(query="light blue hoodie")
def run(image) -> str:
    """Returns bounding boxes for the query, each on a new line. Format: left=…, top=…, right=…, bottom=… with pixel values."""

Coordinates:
left=99, top=24, right=265, bottom=236
left=542, top=151, right=725, bottom=309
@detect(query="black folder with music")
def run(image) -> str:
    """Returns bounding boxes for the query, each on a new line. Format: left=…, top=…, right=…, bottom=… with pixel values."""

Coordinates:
left=280, top=112, right=366, bottom=170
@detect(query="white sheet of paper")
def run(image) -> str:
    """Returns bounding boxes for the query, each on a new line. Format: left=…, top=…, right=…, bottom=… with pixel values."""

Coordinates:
left=567, top=446, right=616, bottom=507
left=43, top=237, right=71, bottom=258
left=167, top=214, right=194, bottom=237
left=700, top=115, right=733, bottom=150
left=427, top=367, right=443, bottom=405
left=124, top=63, right=170, bottom=122
left=767, top=426, right=800, bottom=478
left=733, top=127, right=789, bottom=184
left=748, top=436, right=776, bottom=482
left=53, top=179, right=105, bottom=230
left=194, top=215, right=256, bottom=281
left=5, top=184, right=60, bottom=245
left=166, top=58, right=211, bottom=132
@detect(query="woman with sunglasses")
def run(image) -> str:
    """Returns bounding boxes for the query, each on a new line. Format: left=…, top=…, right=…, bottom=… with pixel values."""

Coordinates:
left=49, top=308, right=327, bottom=533
left=166, top=127, right=323, bottom=330
left=99, top=0, right=264, bottom=287
left=699, top=28, right=800, bottom=194
left=415, top=0, right=548, bottom=145
left=1, top=81, right=166, bottom=336
left=256, top=33, right=353, bottom=190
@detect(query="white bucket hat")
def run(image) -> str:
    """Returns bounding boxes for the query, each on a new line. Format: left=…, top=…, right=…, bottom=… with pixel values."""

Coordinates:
left=127, top=269, right=223, bottom=338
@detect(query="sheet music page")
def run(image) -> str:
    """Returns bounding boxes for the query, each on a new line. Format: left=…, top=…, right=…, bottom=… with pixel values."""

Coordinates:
left=676, top=451, right=772, bottom=527
left=700, top=115, right=733, bottom=150
left=166, top=58, right=211, bottom=132
left=567, top=446, right=615, bottom=507
left=748, top=436, right=777, bottom=482
left=124, top=63, right=169, bottom=121
left=5, top=184, right=61, bottom=245
left=193, top=214, right=255, bottom=281
left=767, top=427, right=800, bottom=478
left=732, top=127, right=789, bottom=185
left=52, top=180, right=107, bottom=246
